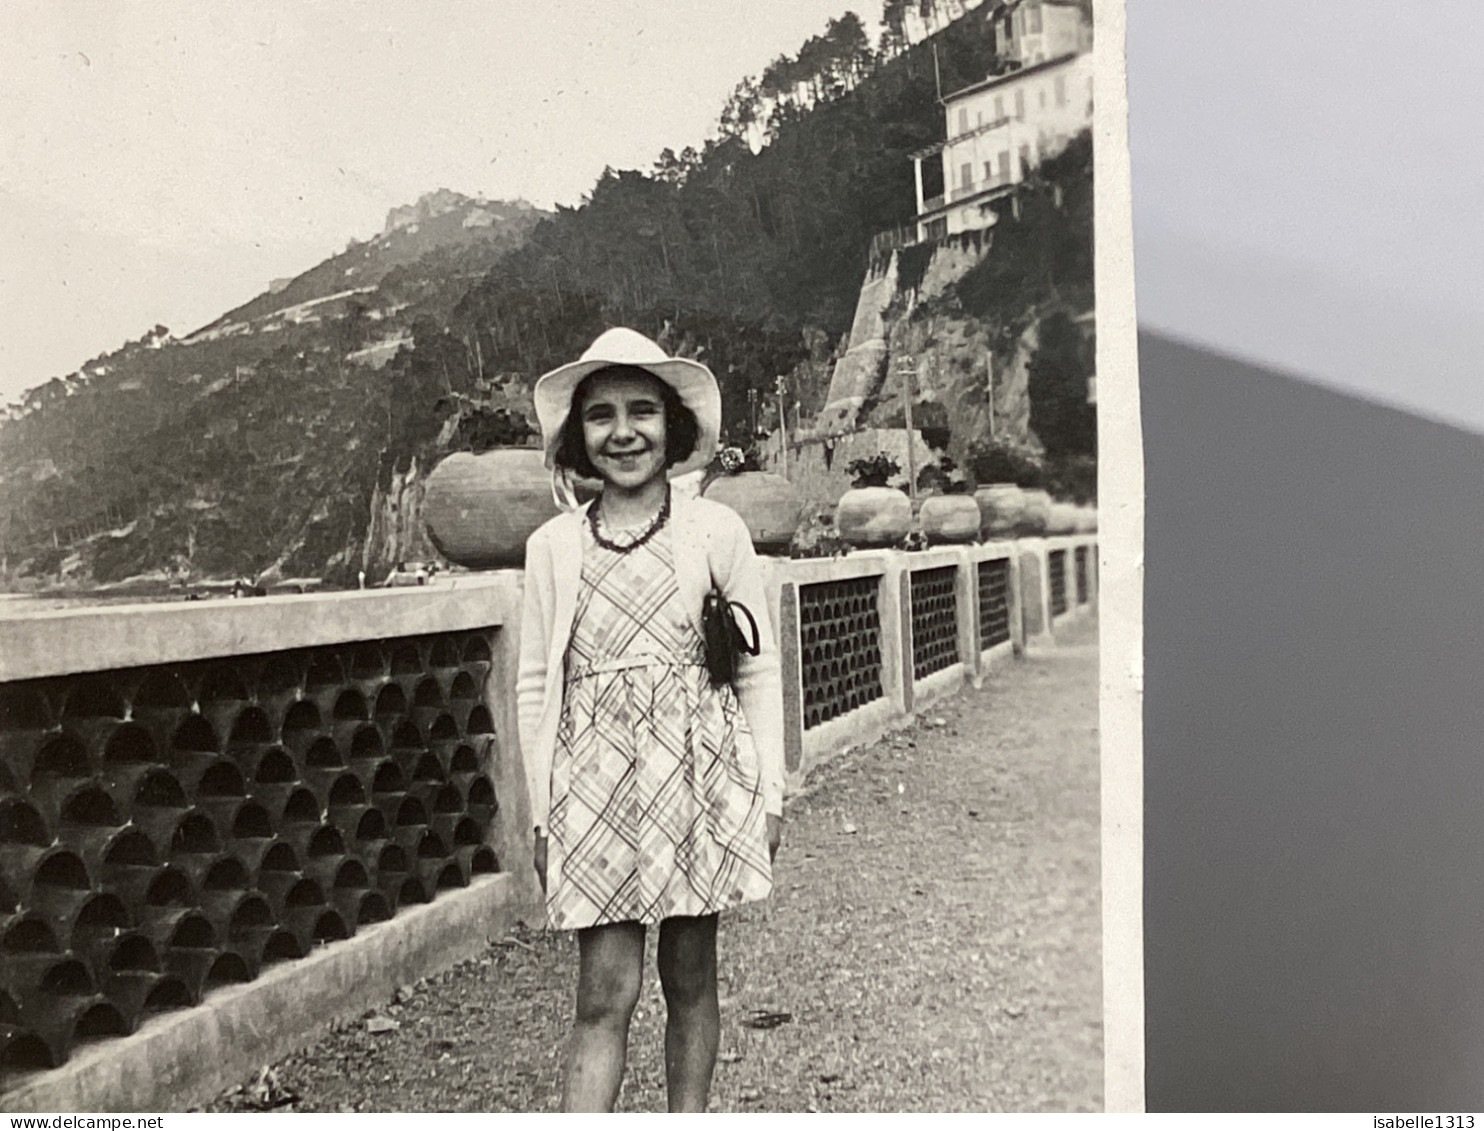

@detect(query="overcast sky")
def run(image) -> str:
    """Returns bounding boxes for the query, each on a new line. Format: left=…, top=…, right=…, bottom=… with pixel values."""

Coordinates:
left=1127, top=0, right=1484, bottom=433
left=0, top=0, right=866, bottom=406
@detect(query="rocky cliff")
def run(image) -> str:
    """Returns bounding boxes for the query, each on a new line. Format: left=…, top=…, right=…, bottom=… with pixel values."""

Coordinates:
left=808, top=234, right=1052, bottom=477
left=799, top=128, right=1094, bottom=501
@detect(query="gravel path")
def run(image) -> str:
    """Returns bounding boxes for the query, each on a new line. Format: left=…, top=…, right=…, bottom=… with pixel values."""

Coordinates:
left=208, top=616, right=1101, bottom=1113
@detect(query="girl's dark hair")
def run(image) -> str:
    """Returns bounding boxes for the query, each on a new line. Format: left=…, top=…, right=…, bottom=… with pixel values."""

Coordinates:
left=553, top=364, right=700, bottom=479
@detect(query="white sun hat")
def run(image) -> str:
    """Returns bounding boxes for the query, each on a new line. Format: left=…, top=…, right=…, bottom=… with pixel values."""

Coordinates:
left=533, top=327, right=722, bottom=480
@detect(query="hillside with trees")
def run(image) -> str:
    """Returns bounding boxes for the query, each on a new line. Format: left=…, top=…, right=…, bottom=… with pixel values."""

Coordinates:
left=0, top=0, right=1089, bottom=590
left=374, top=6, right=1005, bottom=476
left=0, top=193, right=546, bottom=588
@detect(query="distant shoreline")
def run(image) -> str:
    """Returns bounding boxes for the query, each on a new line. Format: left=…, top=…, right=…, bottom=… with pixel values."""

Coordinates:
left=0, top=580, right=340, bottom=612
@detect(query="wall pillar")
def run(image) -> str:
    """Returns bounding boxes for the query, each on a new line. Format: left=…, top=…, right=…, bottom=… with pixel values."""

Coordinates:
left=1018, top=539, right=1053, bottom=644
left=1089, top=538, right=1100, bottom=612
left=953, top=548, right=982, bottom=687
left=877, top=558, right=910, bottom=718
left=777, top=581, right=805, bottom=777
left=488, top=607, right=538, bottom=910
left=898, top=569, right=915, bottom=715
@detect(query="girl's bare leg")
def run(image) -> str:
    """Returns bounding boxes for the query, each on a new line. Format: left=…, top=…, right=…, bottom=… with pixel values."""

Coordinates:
left=657, top=914, right=720, bottom=1113
left=562, top=921, right=645, bottom=1112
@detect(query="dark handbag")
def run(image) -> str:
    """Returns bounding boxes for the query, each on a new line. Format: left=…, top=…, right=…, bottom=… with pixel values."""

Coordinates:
left=701, top=587, right=761, bottom=688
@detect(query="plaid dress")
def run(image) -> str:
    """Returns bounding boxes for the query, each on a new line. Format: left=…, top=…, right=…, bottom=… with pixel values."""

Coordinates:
left=545, top=522, right=773, bottom=930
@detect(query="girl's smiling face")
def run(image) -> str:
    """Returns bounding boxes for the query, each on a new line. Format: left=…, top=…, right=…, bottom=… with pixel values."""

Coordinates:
left=578, top=370, right=670, bottom=493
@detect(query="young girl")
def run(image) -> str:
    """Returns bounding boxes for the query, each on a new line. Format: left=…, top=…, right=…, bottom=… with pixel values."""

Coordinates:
left=516, top=327, right=784, bottom=1112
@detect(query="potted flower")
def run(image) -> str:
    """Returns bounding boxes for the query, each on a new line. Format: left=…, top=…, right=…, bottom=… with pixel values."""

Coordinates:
left=835, top=454, right=911, bottom=547
left=966, top=439, right=1043, bottom=541
left=916, top=458, right=980, bottom=545
left=700, top=444, right=802, bottom=555
left=422, top=403, right=559, bottom=569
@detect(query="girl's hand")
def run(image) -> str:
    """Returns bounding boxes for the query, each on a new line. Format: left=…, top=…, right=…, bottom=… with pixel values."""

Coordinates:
left=533, top=833, right=548, bottom=893
left=766, top=814, right=781, bottom=864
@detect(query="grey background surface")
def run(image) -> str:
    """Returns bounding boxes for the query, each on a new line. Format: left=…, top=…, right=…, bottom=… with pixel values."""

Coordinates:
left=1126, top=0, right=1484, bottom=433
left=1140, top=331, right=1484, bottom=1109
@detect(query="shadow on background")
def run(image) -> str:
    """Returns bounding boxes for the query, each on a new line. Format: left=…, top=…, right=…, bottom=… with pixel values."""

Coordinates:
left=1140, top=331, right=1484, bottom=1110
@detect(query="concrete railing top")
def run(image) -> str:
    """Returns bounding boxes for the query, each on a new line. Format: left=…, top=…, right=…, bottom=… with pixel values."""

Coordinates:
left=0, top=573, right=521, bottom=683
left=1039, top=534, right=1096, bottom=552
left=966, top=538, right=1021, bottom=560
left=758, top=540, right=1028, bottom=585
left=0, top=538, right=1098, bottom=684
left=758, top=548, right=895, bottom=586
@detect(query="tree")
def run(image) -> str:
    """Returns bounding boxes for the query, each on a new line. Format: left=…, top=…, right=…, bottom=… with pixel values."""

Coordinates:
left=827, top=13, right=874, bottom=89
left=1026, top=311, right=1095, bottom=459
left=654, top=147, right=687, bottom=185
left=717, top=77, right=763, bottom=147
left=880, top=0, right=911, bottom=56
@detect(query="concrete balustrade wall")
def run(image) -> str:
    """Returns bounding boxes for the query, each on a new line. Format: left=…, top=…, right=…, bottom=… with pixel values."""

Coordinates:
left=1011, top=536, right=1097, bottom=644
left=971, top=541, right=1023, bottom=667
left=0, top=578, right=532, bottom=1111
left=0, top=536, right=1096, bottom=1110
left=757, top=535, right=1097, bottom=792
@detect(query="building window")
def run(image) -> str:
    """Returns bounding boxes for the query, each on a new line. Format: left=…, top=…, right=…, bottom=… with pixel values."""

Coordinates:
left=1055, top=74, right=1067, bottom=106
left=1039, top=87, right=1047, bottom=110
left=997, top=151, right=1010, bottom=183
left=977, top=110, right=983, bottom=127
left=994, top=94, right=1004, bottom=120
left=984, top=161, right=995, bottom=183
left=960, top=163, right=973, bottom=191
left=958, top=108, right=968, bottom=134
left=1014, top=89, right=1025, bottom=120
left=1028, top=3, right=1042, bottom=34
left=1018, top=144, right=1031, bottom=175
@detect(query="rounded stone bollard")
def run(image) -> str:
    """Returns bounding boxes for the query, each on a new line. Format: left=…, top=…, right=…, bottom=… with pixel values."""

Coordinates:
left=1017, top=488, right=1053, bottom=537
left=835, top=487, right=912, bottom=547
left=423, top=448, right=558, bottom=569
left=974, top=483, right=1025, bottom=541
left=919, top=494, right=981, bottom=544
left=702, top=471, right=803, bottom=555
left=1047, top=502, right=1080, bottom=536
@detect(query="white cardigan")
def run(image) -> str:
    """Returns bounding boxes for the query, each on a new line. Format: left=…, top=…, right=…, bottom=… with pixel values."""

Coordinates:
left=516, top=493, right=785, bottom=837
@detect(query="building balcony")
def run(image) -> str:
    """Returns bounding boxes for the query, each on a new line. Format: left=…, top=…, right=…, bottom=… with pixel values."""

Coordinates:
left=943, top=114, right=1016, bottom=148
left=908, top=115, right=1016, bottom=164
left=918, top=176, right=1018, bottom=219
left=868, top=224, right=923, bottom=261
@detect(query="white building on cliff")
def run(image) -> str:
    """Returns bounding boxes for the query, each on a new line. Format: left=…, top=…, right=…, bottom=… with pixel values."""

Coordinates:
left=911, top=0, right=1093, bottom=240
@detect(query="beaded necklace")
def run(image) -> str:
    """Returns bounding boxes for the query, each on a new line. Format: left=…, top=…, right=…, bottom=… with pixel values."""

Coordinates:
left=588, top=485, right=671, bottom=554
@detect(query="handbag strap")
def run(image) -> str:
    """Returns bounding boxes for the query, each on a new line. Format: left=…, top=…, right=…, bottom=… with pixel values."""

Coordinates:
left=706, top=551, right=760, bottom=658
left=728, top=600, right=761, bottom=656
